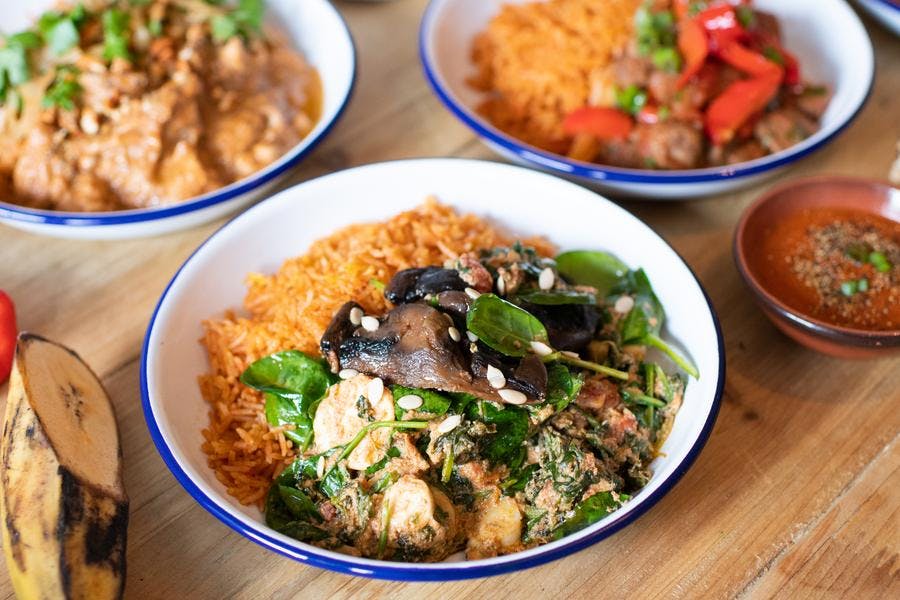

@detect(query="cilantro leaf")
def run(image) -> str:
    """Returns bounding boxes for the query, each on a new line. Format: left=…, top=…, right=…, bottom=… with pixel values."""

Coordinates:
left=102, top=9, right=131, bottom=62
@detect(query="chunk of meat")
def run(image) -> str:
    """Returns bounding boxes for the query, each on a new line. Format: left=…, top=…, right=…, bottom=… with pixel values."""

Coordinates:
left=312, top=374, right=394, bottom=470
left=754, top=107, right=817, bottom=153
left=633, top=121, right=704, bottom=169
left=613, top=55, right=651, bottom=89
left=576, top=376, right=621, bottom=414
left=794, top=87, right=832, bottom=120
left=453, top=252, right=494, bottom=293
left=466, top=493, right=522, bottom=559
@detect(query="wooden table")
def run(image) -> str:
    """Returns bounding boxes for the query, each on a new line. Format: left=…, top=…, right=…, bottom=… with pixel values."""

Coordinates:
left=2, top=1, right=898, bottom=598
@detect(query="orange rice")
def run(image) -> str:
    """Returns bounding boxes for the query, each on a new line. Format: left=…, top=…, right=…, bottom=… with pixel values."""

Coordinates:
left=470, top=0, right=640, bottom=153
left=199, top=199, right=554, bottom=507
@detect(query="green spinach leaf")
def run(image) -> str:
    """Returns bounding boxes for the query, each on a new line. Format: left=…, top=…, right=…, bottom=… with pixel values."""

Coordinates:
left=546, top=363, right=584, bottom=411
left=514, top=289, right=597, bottom=306
left=390, top=385, right=451, bottom=418
left=466, top=293, right=549, bottom=357
left=555, top=250, right=628, bottom=296
left=466, top=401, right=528, bottom=467
left=552, top=491, right=628, bottom=540
left=241, top=350, right=337, bottom=449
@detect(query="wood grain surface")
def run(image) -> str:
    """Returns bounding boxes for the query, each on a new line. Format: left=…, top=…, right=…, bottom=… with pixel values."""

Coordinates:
left=1, top=1, right=898, bottom=598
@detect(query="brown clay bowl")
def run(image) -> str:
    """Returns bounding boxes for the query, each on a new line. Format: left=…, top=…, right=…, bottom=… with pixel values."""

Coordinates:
left=734, top=176, right=900, bottom=358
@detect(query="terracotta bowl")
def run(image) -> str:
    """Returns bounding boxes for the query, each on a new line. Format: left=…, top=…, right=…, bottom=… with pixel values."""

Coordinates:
left=734, top=177, right=900, bottom=358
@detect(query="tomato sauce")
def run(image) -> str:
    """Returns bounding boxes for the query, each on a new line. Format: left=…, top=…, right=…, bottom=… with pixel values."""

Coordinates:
left=754, top=208, right=900, bottom=331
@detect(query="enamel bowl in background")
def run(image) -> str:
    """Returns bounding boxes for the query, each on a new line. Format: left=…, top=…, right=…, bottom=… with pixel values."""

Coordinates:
left=141, top=158, right=724, bottom=580
left=0, top=0, right=355, bottom=240
left=420, top=0, right=874, bottom=199
left=857, top=0, right=900, bottom=36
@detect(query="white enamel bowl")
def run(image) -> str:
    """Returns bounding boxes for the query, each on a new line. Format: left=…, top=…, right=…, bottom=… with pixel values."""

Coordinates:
left=420, top=0, right=874, bottom=199
left=141, top=158, right=724, bottom=580
left=0, top=0, right=355, bottom=239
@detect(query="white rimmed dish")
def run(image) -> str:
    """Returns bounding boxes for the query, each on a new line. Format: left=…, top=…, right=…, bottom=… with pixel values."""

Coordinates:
left=0, top=0, right=355, bottom=240
left=419, top=0, right=874, bottom=199
left=857, top=0, right=900, bottom=35
left=141, top=158, right=724, bottom=580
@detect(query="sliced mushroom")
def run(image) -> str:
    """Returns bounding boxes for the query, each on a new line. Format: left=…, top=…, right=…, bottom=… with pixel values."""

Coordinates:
left=384, top=267, right=467, bottom=305
left=519, top=302, right=600, bottom=352
left=320, top=301, right=363, bottom=372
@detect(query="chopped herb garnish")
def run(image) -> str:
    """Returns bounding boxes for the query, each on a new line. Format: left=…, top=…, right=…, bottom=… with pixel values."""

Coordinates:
left=868, top=251, right=891, bottom=273
left=615, top=85, right=648, bottom=116
left=651, top=47, right=682, bottom=73
left=857, top=278, right=869, bottom=292
left=736, top=5, right=756, bottom=28
left=211, top=0, right=265, bottom=43
left=762, top=46, right=785, bottom=66
left=102, top=8, right=132, bottom=62
left=42, top=65, right=82, bottom=111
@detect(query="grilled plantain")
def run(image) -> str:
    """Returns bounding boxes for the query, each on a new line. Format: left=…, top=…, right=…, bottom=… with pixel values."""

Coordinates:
left=1, top=334, right=128, bottom=600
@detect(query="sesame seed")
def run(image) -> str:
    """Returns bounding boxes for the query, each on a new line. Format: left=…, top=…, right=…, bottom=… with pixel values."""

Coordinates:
left=361, top=315, right=380, bottom=332
left=339, top=368, right=359, bottom=380
left=561, top=350, right=580, bottom=359
left=316, top=456, right=325, bottom=479
left=465, top=287, right=481, bottom=300
left=529, top=340, right=553, bottom=356
left=367, top=377, right=384, bottom=403
left=539, top=267, right=555, bottom=290
left=437, top=414, right=462, bottom=434
left=499, top=388, right=527, bottom=405
left=469, top=343, right=479, bottom=353
left=466, top=331, right=479, bottom=342
left=448, top=326, right=461, bottom=342
left=349, top=306, right=363, bottom=326
left=486, top=365, right=506, bottom=389
left=397, top=394, right=423, bottom=410
left=496, top=276, right=506, bottom=295
left=614, top=295, right=635, bottom=314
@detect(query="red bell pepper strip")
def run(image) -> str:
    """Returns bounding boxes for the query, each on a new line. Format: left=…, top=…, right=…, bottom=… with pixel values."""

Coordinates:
left=0, top=291, right=17, bottom=384
left=697, top=4, right=747, bottom=50
left=705, top=71, right=782, bottom=145
left=677, top=18, right=709, bottom=88
left=563, top=107, right=634, bottom=140
left=718, top=41, right=783, bottom=77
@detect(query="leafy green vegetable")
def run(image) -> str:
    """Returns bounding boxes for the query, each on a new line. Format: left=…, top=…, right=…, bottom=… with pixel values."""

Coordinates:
left=0, top=32, right=40, bottom=101
left=651, top=47, right=682, bottom=72
left=264, top=483, right=328, bottom=542
left=441, top=444, right=455, bottom=483
left=546, top=363, right=583, bottom=411
left=611, top=269, right=699, bottom=379
left=277, top=485, right=322, bottom=522
left=364, top=446, right=401, bottom=476
left=39, top=6, right=87, bottom=57
left=42, top=65, right=82, bottom=110
left=500, top=463, right=538, bottom=494
left=240, top=350, right=337, bottom=449
left=466, top=293, right=549, bottom=357
left=513, top=289, right=597, bottom=306
left=621, top=388, right=666, bottom=408
left=541, top=351, right=630, bottom=381
left=555, top=250, right=629, bottom=296
left=102, top=8, right=131, bottom=62
left=211, top=0, right=264, bottom=43
left=390, top=385, right=451, bottom=417
left=615, top=85, right=648, bottom=116
left=868, top=251, right=891, bottom=273
left=328, top=420, right=429, bottom=473
left=370, top=471, right=398, bottom=494
left=551, top=491, right=628, bottom=540
left=466, top=401, right=528, bottom=467
left=634, top=6, right=677, bottom=57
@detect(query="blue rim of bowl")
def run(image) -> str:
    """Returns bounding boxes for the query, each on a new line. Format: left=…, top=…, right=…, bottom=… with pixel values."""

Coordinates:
left=418, top=0, right=874, bottom=185
left=869, top=0, right=900, bottom=13
left=0, top=0, right=357, bottom=228
left=139, top=158, right=726, bottom=581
